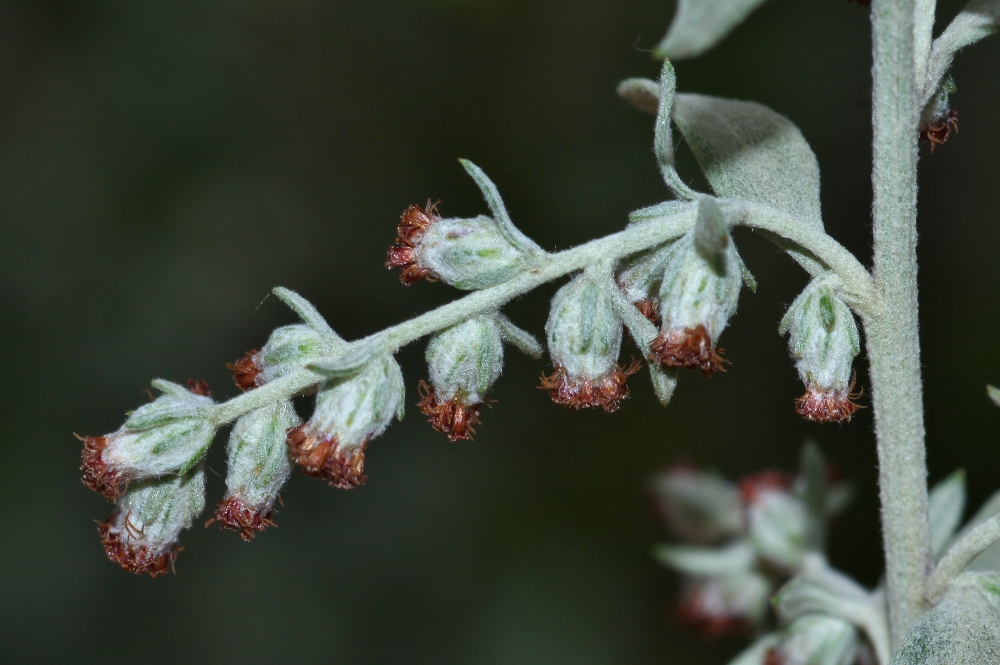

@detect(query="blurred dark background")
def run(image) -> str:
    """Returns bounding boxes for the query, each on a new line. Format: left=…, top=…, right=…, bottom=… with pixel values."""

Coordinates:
left=1, top=0, right=997, bottom=662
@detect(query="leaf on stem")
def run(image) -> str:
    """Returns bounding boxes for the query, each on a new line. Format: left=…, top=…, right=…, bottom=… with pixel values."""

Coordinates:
left=458, top=159, right=544, bottom=258
left=496, top=314, right=543, bottom=359
left=672, top=93, right=823, bottom=227
left=653, top=61, right=698, bottom=200
left=272, top=287, right=343, bottom=342
left=890, top=583, right=1000, bottom=664
left=929, top=469, right=967, bottom=559
left=655, top=0, right=772, bottom=61
left=924, top=0, right=1000, bottom=103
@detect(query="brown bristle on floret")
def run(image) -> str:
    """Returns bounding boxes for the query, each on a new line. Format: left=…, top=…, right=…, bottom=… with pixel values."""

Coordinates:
left=385, top=201, right=440, bottom=285
left=97, top=515, right=175, bottom=577
left=227, top=350, right=261, bottom=392
left=650, top=325, right=728, bottom=377
left=417, top=381, right=483, bottom=442
left=207, top=496, right=276, bottom=542
left=286, top=425, right=367, bottom=489
left=78, top=434, right=126, bottom=502
left=539, top=360, right=641, bottom=413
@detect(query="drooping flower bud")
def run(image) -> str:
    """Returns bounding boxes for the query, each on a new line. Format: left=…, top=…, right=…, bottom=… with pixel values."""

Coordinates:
left=780, top=279, right=862, bottom=423
left=541, top=273, right=638, bottom=412
left=919, top=75, right=958, bottom=151
left=80, top=380, right=217, bottom=501
left=97, top=464, right=206, bottom=577
left=286, top=354, right=404, bottom=489
left=650, top=465, right=743, bottom=544
left=741, top=472, right=807, bottom=571
left=678, top=571, right=772, bottom=639
left=211, top=400, right=300, bottom=540
left=616, top=242, right=677, bottom=325
left=386, top=203, right=527, bottom=290
left=419, top=314, right=504, bottom=441
left=650, top=232, right=743, bottom=376
left=229, top=323, right=340, bottom=391
left=765, top=615, right=859, bottom=665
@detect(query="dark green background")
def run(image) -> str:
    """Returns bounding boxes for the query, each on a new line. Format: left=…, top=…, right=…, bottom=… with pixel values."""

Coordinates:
left=2, top=0, right=997, bottom=662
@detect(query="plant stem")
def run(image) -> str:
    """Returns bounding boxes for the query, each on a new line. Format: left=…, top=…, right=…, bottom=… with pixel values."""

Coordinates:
left=867, top=0, right=931, bottom=646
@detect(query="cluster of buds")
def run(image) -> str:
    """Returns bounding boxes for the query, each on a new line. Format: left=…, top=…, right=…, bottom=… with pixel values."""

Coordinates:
left=650, top=448, right=851, bottom=639
left=81, top=379, right=217, bottom=574
left=920, top=75, right=958, bottom=151
left=542, top=271, right=640, bottom=412
left=780, top=278, right=862, bottom=423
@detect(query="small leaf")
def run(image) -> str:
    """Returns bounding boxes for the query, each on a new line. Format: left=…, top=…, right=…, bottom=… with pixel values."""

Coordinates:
left=924, top=0, right=1000, bottom=104
left=655, top=0, right=772, bottom=61
left=654, top=61, right=698, bottom=200
left=929, top=469, right=967, bottom=558
left=272, top=287, right=343, bottom=342
left=496, top=314, right=543, bottom=359
left=608, top=282, right=678, bottom=406
left=628, top=200, right=697, bottom=225
left=890, top=584, right=1000, bottom=664
left=693, top=196, right=729, bottom=271
left=954, top=487, right=1000, bottom=572
left=307, top=347, right=372, bottom=380
left=672, top=93, right=823, bottom=226
left=458, top=159, right=544, bottom=257
left=616, top=77, right=659, bottom=115
left=653, top=541, right=755, bottom=576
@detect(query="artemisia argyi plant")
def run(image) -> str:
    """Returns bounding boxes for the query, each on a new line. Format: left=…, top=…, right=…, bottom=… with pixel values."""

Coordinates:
left=79, top=1, right=1000, bottom=663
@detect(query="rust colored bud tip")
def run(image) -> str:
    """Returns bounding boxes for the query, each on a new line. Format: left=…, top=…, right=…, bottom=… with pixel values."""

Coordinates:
left=97, top=516, right=175, bottom=577
left=286, top=424, right=367, bottom=489
left=920, top=109, right=958, bottom=151
left=78, top=434, right=126, bottom=502
left=227, top=350, right=261, bottom=392
left=186, top=378, right=212, bottom=397
left=385, top=201, right=440, bottom=285
left=417, top=381, right=483, bottom=441
left=739, top=470, right=793, bottom=504
left=209, top=496, right=276, bottom=542
left=650, top=326, right=728, bottom=377
left=795, top=386, right=863, bottom=423
left=675, top=599, right=751, bottom=640
left=539, top=361, right=641, bottom=413
left=634, top=299, right=660, bottom=325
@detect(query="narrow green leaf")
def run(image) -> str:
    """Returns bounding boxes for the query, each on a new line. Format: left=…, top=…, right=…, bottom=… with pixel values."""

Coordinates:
left=655, top=0, right=772, bottom=61
left=496, top=314, right=543, bottom=359
left=929, top=469, right=967, bottom=559
left=924, top=1, right=1000, bottom=105
left=672, top=93, right=823, bottom=226
left=273, top=287, right=343, bottom=342
left=616, top=77, right=659, bottom=115
left=458, top=159, right=544, bottom=257
left=654, top=61, right=698, bottom=200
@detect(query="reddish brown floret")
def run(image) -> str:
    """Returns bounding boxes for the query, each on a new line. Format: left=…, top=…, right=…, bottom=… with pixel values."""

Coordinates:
left=920, top=109, right=958, bottom=151
left=227, top=350, right=262, bottom=392
left=634, top=299, right=661, bottom=325
left=78, top=434, right=126, bottom=501
left=739, top=470, right=793, bottom=505
left=386, top=201, right=440, bottom=285
left=186, top=378, right=212, bottom=398
left=650, top=325, right=728, bottom=377
left=417, top=381, right=483, bottom=441
left=539, top=360, right=641, bottom=413
left=208, top=496, right=276, bottom=542
left=676, top=587, right=752, bottom=640
left=97, top=514, right=175, bottom=577
left=795, top=386, right=863, bottom=423
left=286, top=424, right=367, bottom=489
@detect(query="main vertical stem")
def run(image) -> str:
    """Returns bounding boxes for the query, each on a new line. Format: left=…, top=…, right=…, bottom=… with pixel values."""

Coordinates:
left=867, top=0, right=931, bottom=646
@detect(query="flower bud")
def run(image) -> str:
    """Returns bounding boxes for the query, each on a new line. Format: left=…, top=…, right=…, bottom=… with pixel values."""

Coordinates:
left=616, top=242, right=676, bottom=324
left=780, top=280, right=861, bottom=423
left=741, top=472, right=807, bottom=571
left=765, top=615, right=859, bottom=665
left=286, top=354, right=404, bottom=488
left=677, top=571, right=772, bottom=638
left=650, top=465, right=743, bottom=544
left=541, top=274, right=638, bottom=412
left=212, top=400, right=300, bottom=540
left=80, top=381, right=216, bottom=501
left=230, top=324, right=341, bottom=391
left=97, top=464, right=206, bottom=577
left=919, top=75, right=958, bottom=151
left=651, top=235, right=742, bottom=376
left=419, top=315, right=504, bottom=441
left=386, top=202, right=526, bottom=290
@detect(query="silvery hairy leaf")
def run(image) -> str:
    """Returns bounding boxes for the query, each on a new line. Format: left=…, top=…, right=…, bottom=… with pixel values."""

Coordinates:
left=924, top=0, right=1000, bottom=105
left=954, top=486, right=1000, bottom=572
left=929, top=469, right=967, bottom=558
left=890, top=583, right=1000, bottom=664
left=655, top=0, right=772, bottom=61
left=672, top=93, right=823, bottom=227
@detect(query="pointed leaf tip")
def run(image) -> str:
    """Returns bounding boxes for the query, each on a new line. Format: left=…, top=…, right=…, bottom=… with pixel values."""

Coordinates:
left=656, top=0, right=772, bottom=61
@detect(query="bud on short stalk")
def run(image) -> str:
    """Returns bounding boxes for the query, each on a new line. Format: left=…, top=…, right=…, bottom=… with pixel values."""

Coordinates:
left=213, top=400, right=300, bottom=540
left=678, top=571, right=772, bottom=639
left=780, top=279, right=862, bottom=423
left=420, top=314, right=504, bottom=441
left=741, top=472, right=807, bottom=571
left=80, top=381, right=216, bottom=501
left=616, top=242, right=676, bottom=324
left=386, top=203, right=527, bottom=290
left=650, top=465, right=743, bottom=544
left=541, top=273, right=638, bottom=412
left=230, top=323, right=340, bottom=391
left=286, top=355, right=404, bottom=489
left=98, top=464, right=206, bottom=576
left=650, top=221, right=743, bottom=376
left=766, top=615, right=860, bottom=665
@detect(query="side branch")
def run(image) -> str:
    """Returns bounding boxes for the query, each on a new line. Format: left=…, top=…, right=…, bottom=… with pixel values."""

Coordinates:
left=926, top=514, right=1000, bottom=603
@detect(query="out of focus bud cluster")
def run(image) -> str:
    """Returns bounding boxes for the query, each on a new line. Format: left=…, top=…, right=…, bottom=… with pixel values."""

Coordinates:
left=649, top=444, right=852, bottom=639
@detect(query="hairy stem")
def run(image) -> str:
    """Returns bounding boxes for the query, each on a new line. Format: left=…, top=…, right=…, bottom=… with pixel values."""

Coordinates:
left=867, top=0, right=931, bottom=646
left=212, top=198, right=871, bottom=426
